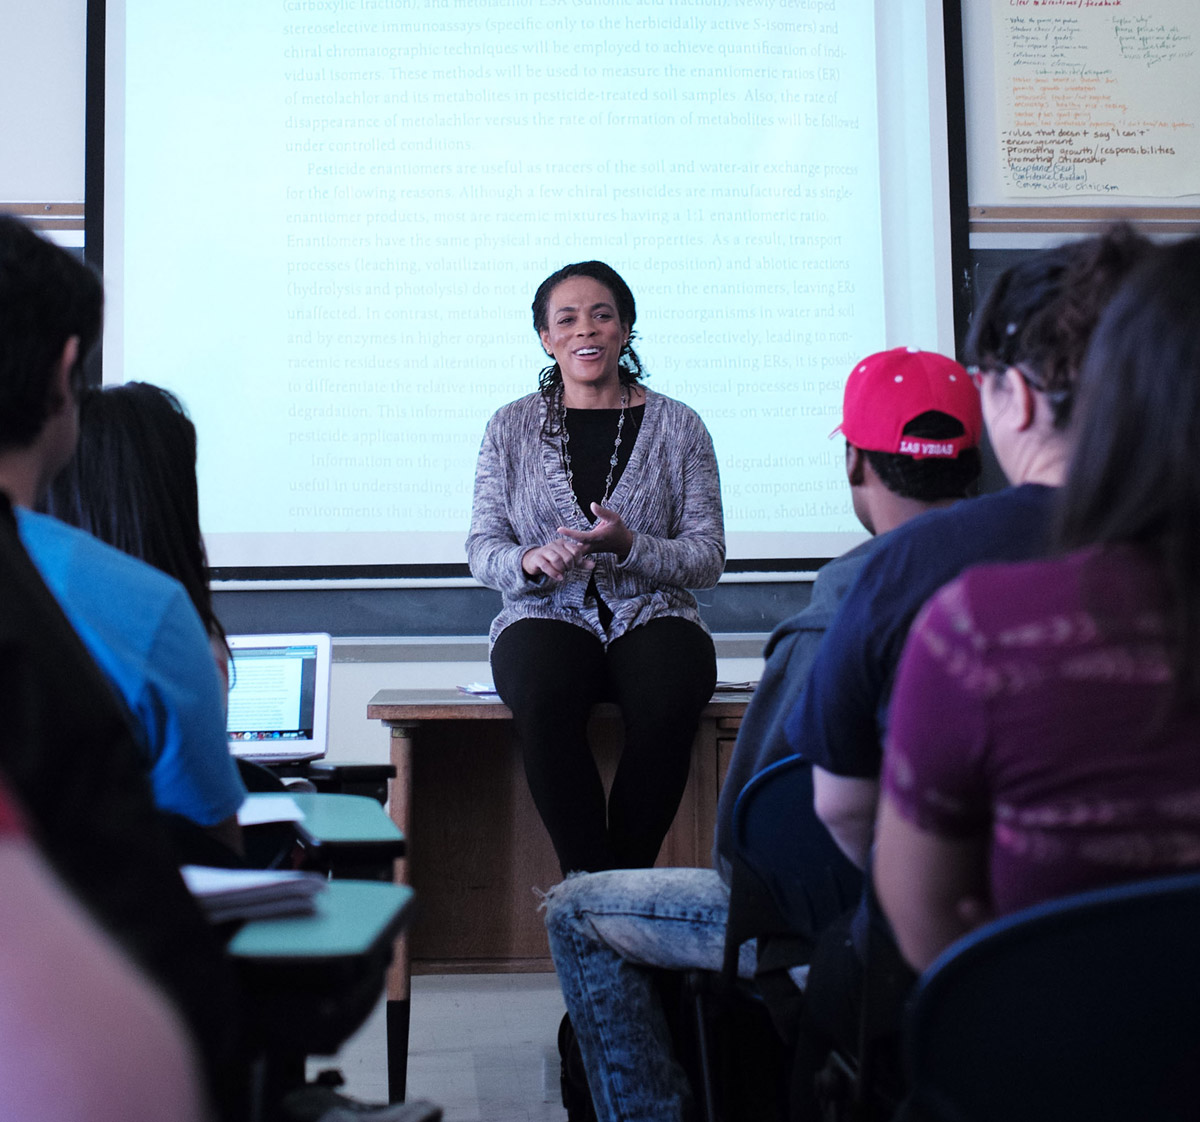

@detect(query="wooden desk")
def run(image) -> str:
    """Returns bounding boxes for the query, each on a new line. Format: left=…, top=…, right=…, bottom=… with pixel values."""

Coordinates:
left=368, top=689, right=746, bottom=971
left=367, top=687, right=745, bottom=1101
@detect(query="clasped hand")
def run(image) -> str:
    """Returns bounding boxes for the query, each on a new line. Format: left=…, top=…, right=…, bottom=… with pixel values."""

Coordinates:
left=521, top=504, right=633, bottom=582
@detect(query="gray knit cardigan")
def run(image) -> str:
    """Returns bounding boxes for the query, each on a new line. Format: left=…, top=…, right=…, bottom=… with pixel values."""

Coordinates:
left=466, top=387, right=725, bottom=647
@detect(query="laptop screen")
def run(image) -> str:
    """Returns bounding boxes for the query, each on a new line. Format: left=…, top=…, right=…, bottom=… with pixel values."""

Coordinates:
left=226, top=633, right=331, bottom=761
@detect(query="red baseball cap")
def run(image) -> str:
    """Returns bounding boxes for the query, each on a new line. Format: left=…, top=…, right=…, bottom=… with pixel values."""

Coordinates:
left=832, top=346, right=982, bottom=459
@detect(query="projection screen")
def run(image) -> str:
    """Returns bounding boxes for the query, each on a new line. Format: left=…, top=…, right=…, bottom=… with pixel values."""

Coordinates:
left=97, top=0, right=961, bottom=574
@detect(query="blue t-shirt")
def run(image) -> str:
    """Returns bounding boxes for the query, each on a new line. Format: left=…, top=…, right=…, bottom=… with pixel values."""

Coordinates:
left=784, top=484, right=1057, bottom=778
left=17, top=509, right=245, bottom=827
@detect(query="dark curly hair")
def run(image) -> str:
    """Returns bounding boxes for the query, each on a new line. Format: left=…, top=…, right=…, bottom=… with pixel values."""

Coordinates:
left=964, top=225, right=1152, bottom=430
left=531, top=261, right=648, bottom=404
left=862, top=411, right=982, bottom=501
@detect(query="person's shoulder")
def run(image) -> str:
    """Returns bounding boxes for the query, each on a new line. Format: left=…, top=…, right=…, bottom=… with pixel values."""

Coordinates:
left=20, top=509, right=127, bottom=570
left=805, top=536, right=882, bottom=609
left=865, top=484, right=1055, bottom=577
left=490, top=390, right=542, bottom=423
left=644, top=390, right=715, bottom=450
left=948, top=543, right=1136, bottom=625
left=820, top=486, right=1054, bottom=646
left=762, top=538, right=880, bottom=652
left=919, top=546, right=1125, bottom=667
left=645, top=388, right=703, bottom=423
left=479, top=393, right=543, bottom=454
left=819, top=535, right=882, bottom=582
left=953, top=549, right=1066, bottom=596
left=17, top=510, right=191, bottom=612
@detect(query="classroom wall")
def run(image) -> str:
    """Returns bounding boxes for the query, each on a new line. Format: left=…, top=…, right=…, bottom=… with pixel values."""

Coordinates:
left=1, top=0, right=86, bottom=203
left=0, top=1, right=788, bottom=744
left=6, top=4, right=1196, bottom=742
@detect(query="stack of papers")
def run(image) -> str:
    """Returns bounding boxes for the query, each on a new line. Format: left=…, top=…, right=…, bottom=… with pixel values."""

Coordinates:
left=181, top=865, right=327, bottom=924
left=237, top=794, right=306, bottom=827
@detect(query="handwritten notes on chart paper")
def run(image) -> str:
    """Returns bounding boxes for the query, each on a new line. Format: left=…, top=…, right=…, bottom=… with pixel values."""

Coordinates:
left=995, top=0, right=1200, bottom=197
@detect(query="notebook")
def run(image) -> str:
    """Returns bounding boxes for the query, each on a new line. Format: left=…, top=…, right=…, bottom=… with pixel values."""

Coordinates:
left=226, top=633, right=332, bottom=763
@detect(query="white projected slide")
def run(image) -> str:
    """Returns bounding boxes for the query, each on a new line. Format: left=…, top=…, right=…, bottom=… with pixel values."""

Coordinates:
left=104, top=0, right=955, bottom=570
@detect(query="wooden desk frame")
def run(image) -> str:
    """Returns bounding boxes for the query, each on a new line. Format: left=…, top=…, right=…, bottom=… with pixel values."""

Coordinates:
left=368, top=688, right=746, bottom=1101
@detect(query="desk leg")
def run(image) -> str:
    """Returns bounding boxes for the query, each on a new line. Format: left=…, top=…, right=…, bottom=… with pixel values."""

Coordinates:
left=386, top=721, right=416, bottom=1102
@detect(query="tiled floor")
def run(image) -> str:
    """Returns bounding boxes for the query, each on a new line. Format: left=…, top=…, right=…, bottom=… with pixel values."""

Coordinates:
left=309, top=973, right=568, bottom=1121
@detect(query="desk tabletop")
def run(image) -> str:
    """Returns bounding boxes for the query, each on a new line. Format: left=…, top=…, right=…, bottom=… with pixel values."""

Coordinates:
left=251, top=792, right=404, bottom=846
left=367, top=687, right=751, bottom=722
left=228, top=880, right=414, bottom=962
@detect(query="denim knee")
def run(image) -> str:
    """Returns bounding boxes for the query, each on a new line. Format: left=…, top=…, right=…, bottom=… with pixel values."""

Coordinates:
left=541, top=872, right=600, bottom=942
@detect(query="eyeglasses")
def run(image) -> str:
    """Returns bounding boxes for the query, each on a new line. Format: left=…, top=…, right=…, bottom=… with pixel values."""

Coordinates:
left=967, top=363, right=1052, bottom=394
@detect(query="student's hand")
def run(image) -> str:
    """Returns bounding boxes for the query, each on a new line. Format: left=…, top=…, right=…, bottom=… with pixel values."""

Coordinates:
left=521, top=538, right=594, bottom=582
left=556, top=504, right=634, bottom=561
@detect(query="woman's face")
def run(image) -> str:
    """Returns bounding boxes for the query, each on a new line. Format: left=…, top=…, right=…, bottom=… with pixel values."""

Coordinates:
left=539, top=276, right=630, bottom=394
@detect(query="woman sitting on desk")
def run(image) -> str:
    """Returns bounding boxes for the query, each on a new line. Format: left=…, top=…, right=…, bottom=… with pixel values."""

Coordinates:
left=467, top=260, right=724, bottom=874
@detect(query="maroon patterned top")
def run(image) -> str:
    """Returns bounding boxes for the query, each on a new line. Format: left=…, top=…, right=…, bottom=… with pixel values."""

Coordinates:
left=885, top=544, right=1200, bottom=917
left=0, top=776, right=26, bottom=839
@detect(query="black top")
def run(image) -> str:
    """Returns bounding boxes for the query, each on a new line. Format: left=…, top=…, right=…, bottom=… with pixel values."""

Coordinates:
left=564, top=404, right=645, bottom=520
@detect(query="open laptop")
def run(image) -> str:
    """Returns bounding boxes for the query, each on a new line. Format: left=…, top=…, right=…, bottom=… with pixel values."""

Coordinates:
left=226, top=633, right=332, bottom=763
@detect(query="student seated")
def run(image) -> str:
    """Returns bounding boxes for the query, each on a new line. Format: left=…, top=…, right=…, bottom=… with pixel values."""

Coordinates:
left=875, top=236, right=1200, bottom=969
left=543, top=344, right=984, bottom=1122
left=43, top=380, right=233, bottom=692
left=776, top=229, right=1151, bottom=1112
left=0, top=481, right=245, bottom=1116
left=0, top=215, right=245, bottom=857
left=0, top=772, right=206, bottom=1122
left=0, top=214, right=439, bottom=1122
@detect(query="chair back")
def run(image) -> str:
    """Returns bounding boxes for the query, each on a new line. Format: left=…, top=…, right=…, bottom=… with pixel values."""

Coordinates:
left=905, top=870, right=1200, bottom=1122
left=731, top=754, right=863, bottom=947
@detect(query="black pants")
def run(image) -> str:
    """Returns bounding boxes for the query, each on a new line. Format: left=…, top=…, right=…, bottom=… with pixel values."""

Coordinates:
left=491, top=616, right=717, bottom=874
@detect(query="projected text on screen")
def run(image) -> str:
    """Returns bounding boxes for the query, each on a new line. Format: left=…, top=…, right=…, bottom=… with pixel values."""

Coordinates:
left=108, top=0, right=953, bottom=568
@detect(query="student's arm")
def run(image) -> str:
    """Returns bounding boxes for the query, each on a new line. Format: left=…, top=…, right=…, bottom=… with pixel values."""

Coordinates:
left=812, top=768, right=878, bottom=869
left=872, top=795, right=989, bottom=971
left=466, top=408, right=561, bottom=594
left=140, top=589, right=247, bottom=849
left=0, top=838, right=207, bottom=1122
left=873, top=580, right=993, bottom=971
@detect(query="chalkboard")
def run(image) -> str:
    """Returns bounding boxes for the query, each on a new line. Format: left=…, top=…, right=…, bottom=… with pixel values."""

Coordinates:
left=213, top=578, right=815, bottom=639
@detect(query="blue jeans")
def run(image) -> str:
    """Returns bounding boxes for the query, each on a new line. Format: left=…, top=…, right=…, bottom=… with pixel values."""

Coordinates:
left=543, top=867, right=757, bottom=1122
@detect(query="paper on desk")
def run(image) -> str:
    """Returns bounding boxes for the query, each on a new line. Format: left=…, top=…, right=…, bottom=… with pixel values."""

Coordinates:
left=237, top=794, right=305, bottom=827
left=181, top=865, right=326, bottom=924
left=458, top=681, right=498, bottom=696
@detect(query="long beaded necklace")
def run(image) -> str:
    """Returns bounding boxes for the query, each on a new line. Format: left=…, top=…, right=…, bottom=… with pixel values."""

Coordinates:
left=560, top=385, right=628, bottom=510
